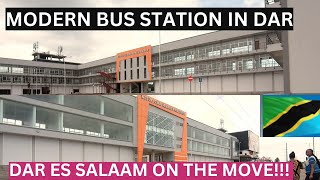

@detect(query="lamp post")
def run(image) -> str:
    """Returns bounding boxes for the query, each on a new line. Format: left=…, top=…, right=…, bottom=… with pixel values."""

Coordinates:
left=63, top=58, right=66, bottom=95
left=158, top=31, right=161, bottom=94
left=238, top=141, right=241, bottom=162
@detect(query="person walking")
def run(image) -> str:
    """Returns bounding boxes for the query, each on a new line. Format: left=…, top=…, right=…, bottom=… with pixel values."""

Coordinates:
left=289, top=151, right=303, bottom=180
left=305, top=149, right=320, bottom=180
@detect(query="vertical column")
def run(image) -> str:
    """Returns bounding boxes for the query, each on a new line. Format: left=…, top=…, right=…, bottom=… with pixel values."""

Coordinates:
left=58, top=112, right=64, bottom=132
left=58, top=95, right=64, bottom=105
left=0, top=100, right=3, bottom=123
left=100, top=99, right=104, bottom=115
left=32, top=106, right=36, bottom=127
left=100, top=123, right=105, bottom=138
left=151, top=151, right=156, bottom=162
left=129, top=83, right=132, bottom=93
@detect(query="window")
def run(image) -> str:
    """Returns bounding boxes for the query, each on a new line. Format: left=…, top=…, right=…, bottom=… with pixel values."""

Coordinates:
left=174, top=68, right=186, bottom=76
left=0, top=89, right=11, bottom=95
left=33, top=89, right=40, bottom=95
left=12, top=67, right=23, bottom=74
left=36, top=107, right=61, bottom=131
left=0, top=66, right=10, bottom=73
left=124, top=71, right=127, bottom=80
left=23, top=89, right=31, bottom=95
left=187, top=67, right=194, bottom=75
left=260, top=56, right=280, bottom=68
left=137, top=57, right=139, bottom=67
left=64, top=96, right=101, bottom=115
left=103, top=97, right=133, bottom=122
left=144, top=68, right=147, bottom=78
left=119, top=72, right=121, bottom=80
left=244, top=59, right=254, bottom=69
left=137, top=69, right=140, bottom=79
left=144, top=56, right=146, bottom=66
left=130, top=70, right=133, bottom=79
left=3, top=100, right=33, bottom=127
left=124, top=60, right=127, bottom=69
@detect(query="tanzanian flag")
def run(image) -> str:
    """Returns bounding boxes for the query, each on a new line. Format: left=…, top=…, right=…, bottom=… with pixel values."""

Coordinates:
left=262, top=95, right=320, bottom=137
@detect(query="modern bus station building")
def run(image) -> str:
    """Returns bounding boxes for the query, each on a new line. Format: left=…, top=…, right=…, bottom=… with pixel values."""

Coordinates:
left=0, top=0, right=319, bottom=95
left=0, top=29, right=282, bottom=95
left=0, top=95, right=242, bottom=164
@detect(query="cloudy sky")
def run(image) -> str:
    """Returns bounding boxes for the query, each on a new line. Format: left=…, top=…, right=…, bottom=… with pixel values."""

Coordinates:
left=0, top=0, right=264, bottom=62
left=1, top=0, right=313, bottom=162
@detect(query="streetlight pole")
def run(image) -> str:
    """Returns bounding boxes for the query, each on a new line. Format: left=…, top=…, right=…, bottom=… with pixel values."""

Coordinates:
left=64, top=58, right=66, bottom=95
left=285, top=143, right=288, bottom=162
left=158, top=31, right=161, bottom=94
left=238, top=141, right=241, bottom=162
left=313, top=137, right=315, bottom=153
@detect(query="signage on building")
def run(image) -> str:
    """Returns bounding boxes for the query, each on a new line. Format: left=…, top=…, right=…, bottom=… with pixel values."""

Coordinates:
left=141, top=95, right=186, bottom=116
left=117, top=48, right=150, bottom=59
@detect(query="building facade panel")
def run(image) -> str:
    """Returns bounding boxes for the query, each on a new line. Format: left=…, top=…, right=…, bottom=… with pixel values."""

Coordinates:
left=103, top=145, right=120, bottom=162
left=61, top=140, right=84, bottom=162
left=2, top=133, right=33, bottom=164
left=0, top=95, right=239, bottom=164
left=255, top=72, right=273, bottom=92
left=237, top=74, right=254, bottom=92
left=34, top=136, right=60, bottom=162
left=83, top=143, right=103, bottom=162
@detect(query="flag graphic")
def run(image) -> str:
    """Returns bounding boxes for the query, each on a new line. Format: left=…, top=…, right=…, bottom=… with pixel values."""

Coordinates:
left=263, top=95, right=320, bottom=137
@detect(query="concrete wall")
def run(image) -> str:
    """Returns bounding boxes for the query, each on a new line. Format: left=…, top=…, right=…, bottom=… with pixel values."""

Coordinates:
left=154, top=71, right=284, bottom=94
left=188, top=154, right=233, bottom=162
left=0, top=133, right=135, bottom=165
left=283, top=0, right=320, bottom=93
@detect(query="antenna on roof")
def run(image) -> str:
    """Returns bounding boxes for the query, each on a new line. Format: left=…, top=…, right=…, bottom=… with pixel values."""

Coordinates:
left=58, top=46, right=63, bottom=56
left=218, top=118, right=227, bottom=133
left=220, top=118, right=224, bottom=129
left=33, top=41, right=39, bottom=53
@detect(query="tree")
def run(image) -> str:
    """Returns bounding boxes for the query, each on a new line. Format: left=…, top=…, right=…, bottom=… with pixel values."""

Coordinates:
left=275, top=157, right=280, bottom=162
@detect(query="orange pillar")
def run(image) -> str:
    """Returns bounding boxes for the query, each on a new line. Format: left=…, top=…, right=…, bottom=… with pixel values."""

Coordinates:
left=137, top=96, right=149, bottom=162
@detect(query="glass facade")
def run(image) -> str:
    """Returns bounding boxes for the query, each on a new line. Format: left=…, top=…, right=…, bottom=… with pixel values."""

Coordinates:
left=152, top=38, right=255, bottom=65
left=187, top=139, right=230, bottom=157
left=187, top=125, right=231, bottom=157
left=0, top=63, right=116, bottom=85
left=145, top=111, right=174, bottom=148
left=26, top=95, right=133, bottom=122
left=3, top=100, right=33, bottom=127
left=0, top=99, right=133, bottom=142
left=152, top=54, right=280, bottom=78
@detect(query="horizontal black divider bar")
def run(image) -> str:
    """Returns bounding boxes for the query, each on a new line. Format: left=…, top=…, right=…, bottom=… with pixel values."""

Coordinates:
left=6, top=8, right=293, bottom=30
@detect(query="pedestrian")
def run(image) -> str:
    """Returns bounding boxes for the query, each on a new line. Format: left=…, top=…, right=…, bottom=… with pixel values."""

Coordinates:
left=305, top=149, right=320, bottom=180
left=289, top=151, right=303, bottom=180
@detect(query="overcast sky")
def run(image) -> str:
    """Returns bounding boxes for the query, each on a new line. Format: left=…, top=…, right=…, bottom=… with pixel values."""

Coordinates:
left=0, top=0, right=264, bottom=62
left=1, top=0, right=314, bottom=162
